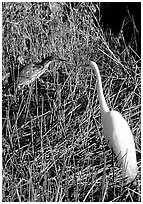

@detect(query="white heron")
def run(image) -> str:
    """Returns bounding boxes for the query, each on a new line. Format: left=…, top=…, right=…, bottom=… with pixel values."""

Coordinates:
left=88, top=61, right=137, bottom=181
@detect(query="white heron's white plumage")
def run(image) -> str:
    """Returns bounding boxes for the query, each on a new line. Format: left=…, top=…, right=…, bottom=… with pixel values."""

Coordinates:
left=102, top=110, right=137, bottom=180
left=89, top=61, right=137, bottom=181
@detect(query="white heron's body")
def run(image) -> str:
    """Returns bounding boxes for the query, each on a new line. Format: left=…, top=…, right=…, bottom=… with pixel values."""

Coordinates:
left=102, top=110, right=137, bottom=180
left=89, top=61, right=137, bottom=181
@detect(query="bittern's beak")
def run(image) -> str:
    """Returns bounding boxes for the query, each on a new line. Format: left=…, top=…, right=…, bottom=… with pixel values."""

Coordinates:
left=42, top=55, right=73, bottom=66
left=56, top=57, right=75, bottom=66
left=82, top=63, right=90, bottom=68
left=54, top=56, right=69, bottom=62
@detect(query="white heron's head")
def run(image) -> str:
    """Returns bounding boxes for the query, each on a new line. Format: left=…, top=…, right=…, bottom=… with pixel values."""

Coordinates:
left=87, top=61, right=100, bottom=79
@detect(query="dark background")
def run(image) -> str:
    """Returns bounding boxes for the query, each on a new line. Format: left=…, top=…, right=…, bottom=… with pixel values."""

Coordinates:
left=100, top=2, right=141, bottom=55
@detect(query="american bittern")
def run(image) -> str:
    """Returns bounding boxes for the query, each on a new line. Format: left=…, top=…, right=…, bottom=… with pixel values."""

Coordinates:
left=17, top=55, right=67, bottom=88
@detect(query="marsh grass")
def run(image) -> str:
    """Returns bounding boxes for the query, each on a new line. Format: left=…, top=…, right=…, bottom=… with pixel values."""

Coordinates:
left=2, top=2, right=141, bottom=202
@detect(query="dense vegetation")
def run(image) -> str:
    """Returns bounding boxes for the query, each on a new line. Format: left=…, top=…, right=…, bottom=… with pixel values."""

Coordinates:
left=2, top=2, right=141, bottom=202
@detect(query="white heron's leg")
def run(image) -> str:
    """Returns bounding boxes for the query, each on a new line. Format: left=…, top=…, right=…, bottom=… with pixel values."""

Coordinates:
left=100, top=151, right=108, bottom=202
left=111, top=148, right=115, bottom=183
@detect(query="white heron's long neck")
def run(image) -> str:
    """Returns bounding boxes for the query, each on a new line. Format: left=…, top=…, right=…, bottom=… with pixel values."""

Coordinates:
left=97, top=78, right=109, bottom=115
left=92, top=64, right=109, bottom=115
